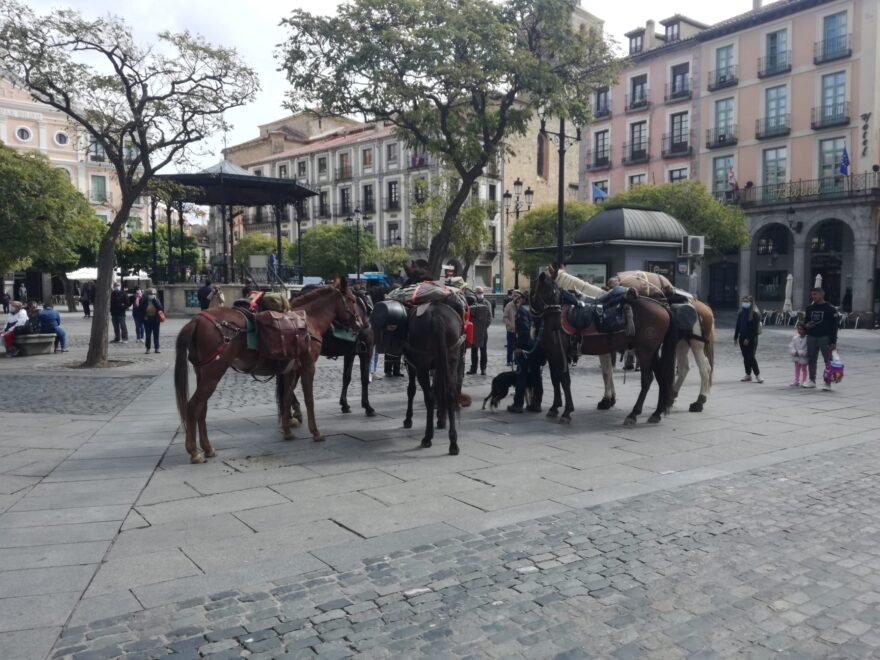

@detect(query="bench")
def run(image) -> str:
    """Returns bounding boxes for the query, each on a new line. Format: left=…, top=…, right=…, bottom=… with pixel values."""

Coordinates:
left=12, top=334, right=57, bottom=356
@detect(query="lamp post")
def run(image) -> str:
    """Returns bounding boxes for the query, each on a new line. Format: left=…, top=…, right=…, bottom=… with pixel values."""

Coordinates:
left=345, top=207, right=363, bottom=284
left=502, top=178, right=534, bottom=289
left=539, top=110, right=581, bottom=267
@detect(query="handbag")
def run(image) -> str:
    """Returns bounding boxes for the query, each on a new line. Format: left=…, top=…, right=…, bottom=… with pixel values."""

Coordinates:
left=823, top=349, right=844, bottom=383
left=158, top=310, right=166, bottom=323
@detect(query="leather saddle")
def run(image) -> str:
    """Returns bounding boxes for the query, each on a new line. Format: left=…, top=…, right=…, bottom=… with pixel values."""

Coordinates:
left=561, top=286, right=636, bottom=335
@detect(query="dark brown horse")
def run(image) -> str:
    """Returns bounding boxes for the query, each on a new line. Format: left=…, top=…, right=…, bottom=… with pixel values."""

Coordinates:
left=174, top=283, right=361, bottom=463
left=531, top=272, right=677, bottom=425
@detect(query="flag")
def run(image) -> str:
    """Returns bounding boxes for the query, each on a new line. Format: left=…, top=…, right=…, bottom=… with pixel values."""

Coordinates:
left=839, top=144, right=850, bottom=175
left=727, top=166, right=738, bottom=191
left=592, top=184, right=608, bottom=200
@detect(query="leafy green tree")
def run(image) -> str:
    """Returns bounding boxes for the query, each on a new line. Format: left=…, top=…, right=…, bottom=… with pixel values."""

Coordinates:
left=0, top=141, right=103, bottom=278
left=376, top=244, right=411, bottom=276
left=508, top=201, right=599, bottom=277
left=1, top=2, right=259, bottom=366
left=115, top=231, right=202, bottom=277
left=235, top=233, right=291, bottom=269
left=450, top=205, right=492, bottom=278
left=602, top=181, right=750, bottom=253
left=279, top=0, right=618, bottom=277
left=296, top=224, right=377, bottom=280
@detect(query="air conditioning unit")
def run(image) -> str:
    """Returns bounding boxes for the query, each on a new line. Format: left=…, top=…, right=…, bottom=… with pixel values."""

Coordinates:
left=681, top=235, right=705, bottom=256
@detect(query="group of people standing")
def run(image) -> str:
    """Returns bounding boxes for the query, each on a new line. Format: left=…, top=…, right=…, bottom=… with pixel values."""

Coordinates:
left=110, top=283, right=165, bottom=353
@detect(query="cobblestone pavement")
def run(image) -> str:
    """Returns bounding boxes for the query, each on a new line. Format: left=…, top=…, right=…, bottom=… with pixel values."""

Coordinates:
left=51, top=439, right=880, bottom=659
left=0, top=375, right=154, bottom=415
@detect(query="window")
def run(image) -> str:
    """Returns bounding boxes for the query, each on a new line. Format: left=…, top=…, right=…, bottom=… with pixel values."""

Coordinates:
left=362, top=184, right=375, bottom=212
left=670, top=112, right=689, bottom=146
left=819, top=137, right=846, bottom=192
left=89, top=175, right=107, bottom=203
left=821, top=71, right=846, bottom=120
left=630, top=121, right=647, bottom=155
left=822, top=11, right=848, bottom=56
left=712, top=155, right=734, bottom=193
left=413, top=179, right=428, bottom=204
left=716, top=45, right=734, bottom=76
left=54, top=131, right=69, bottom=146
left=537, top=132, right=549, bottom=178
left=630, top=74, right=648, bottom=106
left=318, top=157, right=327, bottom=174
left=338, top=152, right=350, bottom=174
left=669, top=168, right=688, bottom=183
left=388, top=223, right=400, bottom=245
left=671, top=63, right=690, bottom=96
left=762, top=147, right=787, bottom=192
left=319, top=190, right=329, bottom=216
left=715, top=98, right=734, bottom=132
left=340, top=187, right=352, bottom=214
left=386, top=143, right=398, bottom=163
left=15, top=126, right=32, bottom=142
left=765, top=85, right=787, bottom=129
left=387, top=180, right=400, bottom=209
left=488, top=183, right=497, bottom=201
left=666, top=22, right=680, bottom=41
left=297, top=161, right=307, bottom=177
left=766, top=29, right=788, bottom=70
left=592, top=180, right=609, bottom=201
left=278, top=164, right=288, bottom=178
left=811, top=223, right=843, bottom=252
left=628, top=173, right=646, bottom=187
left=629, top=33, right=643, bottom=54
left=757, top=226, right=789, bottom=255
left=594, top=130, right=609, bottom=164
left=756, top=271, right=786, bottom=301
left=595, top=87, right=610, bottom=115
left=362, top=147, right=373, bottom=168
left=96, top=214, right=109, bottom=224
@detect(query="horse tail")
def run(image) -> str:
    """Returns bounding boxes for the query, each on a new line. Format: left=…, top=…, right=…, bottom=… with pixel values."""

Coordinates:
left=434, top=310, right=460, bottom=424
left=703, top=308, right=715, bottom=388
left=659, top=310, right=679, bottom=414
left=175, top=318, right=197, bottom=429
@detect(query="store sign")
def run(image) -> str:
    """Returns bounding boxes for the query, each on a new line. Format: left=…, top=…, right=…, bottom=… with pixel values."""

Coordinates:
left=644, top=261, right=675, bottom=279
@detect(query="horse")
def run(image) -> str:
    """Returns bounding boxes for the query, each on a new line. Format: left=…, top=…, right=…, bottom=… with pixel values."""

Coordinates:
left=531, top=272, right=677, bottom=425
left=174, top=282, right=361, bottom=463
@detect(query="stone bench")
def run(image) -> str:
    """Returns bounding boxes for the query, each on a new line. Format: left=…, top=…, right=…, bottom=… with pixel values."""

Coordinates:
left=12, top=333, right=57, bottom=356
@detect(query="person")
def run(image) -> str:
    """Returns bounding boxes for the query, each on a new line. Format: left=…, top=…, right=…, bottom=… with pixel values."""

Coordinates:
left=789, top=323, right=808, bottom=387
left=110, top=282, right=130, bottom=343
left=508, top=293, right=543, bottom=413
left=2, top=301, right=29, bottom=356
left=734, top=295, right=763, bottom=383
left=488, top=296, right=496, bottom=318
left=80, top=281, right=93, bottom=318
left=268, top=249, right=278, bottom=282
left=38, top=302, right=67, bottom=352
left=467, top=286, right=491, bottom=375
left=803, top=286, right=839, bottom=390
left=208, top=284, right=226, bottom=309
left=17, top=283, right=27, bottom=303
left=197, top=280, right=213, bottom=310
left=131, top=287, right=145, bottom=343
left=139, top=288, right=164, bottom=354
left=502, top=291, right=520, bottom=366
left=1, top=288, right=9, bottom=314
left=367, top=283, right=386, bottom=382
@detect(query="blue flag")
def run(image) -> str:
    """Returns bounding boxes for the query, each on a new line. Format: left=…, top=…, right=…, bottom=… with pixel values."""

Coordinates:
left=592, top=184, right=608, bottom=200
left=839, top=145, right=850, bottom=175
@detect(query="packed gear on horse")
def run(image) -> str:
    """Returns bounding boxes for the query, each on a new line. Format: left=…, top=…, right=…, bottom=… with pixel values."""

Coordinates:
left=254, top=310, right=309, bottom=363
left=616, top=271, right=705, bottom=340
left=559, top=286, right=637, bottom=335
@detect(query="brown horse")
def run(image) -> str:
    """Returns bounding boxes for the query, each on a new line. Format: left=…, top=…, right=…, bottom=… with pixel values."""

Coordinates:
left=532, top=272, right=677, bottom=425
left=174, top=283, right=361, bottom=463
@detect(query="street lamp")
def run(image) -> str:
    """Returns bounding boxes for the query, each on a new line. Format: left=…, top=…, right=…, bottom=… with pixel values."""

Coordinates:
left=539, top=109, right=581, bottom=267
left=502, top=179, right=534, bottom=289
left=345, top=207, right=363, bottom=283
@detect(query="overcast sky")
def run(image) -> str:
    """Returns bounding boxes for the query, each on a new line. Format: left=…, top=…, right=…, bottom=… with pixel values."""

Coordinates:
left=30, top=0, right=761, bottom=170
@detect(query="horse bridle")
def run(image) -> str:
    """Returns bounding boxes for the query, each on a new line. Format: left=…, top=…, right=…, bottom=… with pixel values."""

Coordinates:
left=530, top=280, right=562, bottom=320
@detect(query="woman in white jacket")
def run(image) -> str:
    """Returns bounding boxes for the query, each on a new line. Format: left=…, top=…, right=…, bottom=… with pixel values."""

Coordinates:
left=789, top=323, right=809, bottom=387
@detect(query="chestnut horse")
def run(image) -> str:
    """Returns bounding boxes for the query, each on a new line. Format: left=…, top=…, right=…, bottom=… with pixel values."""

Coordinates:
left=174, top=283, right=361, bottom=463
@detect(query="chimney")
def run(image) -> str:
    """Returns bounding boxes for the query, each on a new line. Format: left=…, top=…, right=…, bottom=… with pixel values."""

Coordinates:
left=752, top=0, right=761, bottom=10
left=645, top=19, right=656, bottom=48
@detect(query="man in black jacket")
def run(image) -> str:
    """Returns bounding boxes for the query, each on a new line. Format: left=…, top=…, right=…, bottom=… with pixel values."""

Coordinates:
left=803, top=287, right=838, bottom=390
left=197, top=280, right=213, bottom=310
left=110, top=282, right=131, bottom=343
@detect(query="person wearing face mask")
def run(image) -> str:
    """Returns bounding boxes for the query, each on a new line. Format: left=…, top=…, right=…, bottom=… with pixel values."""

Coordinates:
left=109, top=282, right=131, bottom=343
left=467, top=286, right=491, bottom=375
left=733, top=295, right=763, bottom=383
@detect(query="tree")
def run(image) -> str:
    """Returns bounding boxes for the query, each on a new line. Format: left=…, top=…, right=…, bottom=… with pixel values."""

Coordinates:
left=0, top=141, right=103, bottom=277
left=0, top=2, right=259, bottom=366
left=376, top=244, right=411, bottom=276
left=115, top=231, right=202, bottom=278
left=295, top=224, right=377, bottom=280
left=235, top=233, right=290, bottom=269
left=508, top=201, right=598, bottom=277
left=450, top=204, right=492, bottom=278
left=602, top=181, right=750, bottom=253
left=279, top=0, right=618, bottom=277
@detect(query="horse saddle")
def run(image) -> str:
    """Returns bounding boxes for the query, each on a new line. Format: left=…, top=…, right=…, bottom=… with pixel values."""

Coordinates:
left=370, top=300, right=409, bottom=353
left=255, top=310, right=309, bottom=361
left=670, top=302, right=699, bottom=333
left=668, top=288, right=695, bottom=305
left=561, top=286, right=635, bottom=335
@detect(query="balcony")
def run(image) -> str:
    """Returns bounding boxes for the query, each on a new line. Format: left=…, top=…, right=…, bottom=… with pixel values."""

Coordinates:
left=757, top=51, right=791, bottom=78
left=88, top=189, right=111, bottom=204
left=408, top=154, right=429, bottom=170
left=811, top=102, right=851, bottom=129
left=361, top=199, right=376, bottom=214
left=484, top=161, right=501, bottom=178
left=335, top=165, right=353, bottom=181
left=384, top=200, right=401, bottom=212
left=706, top=126, right=738, bottom=149
left=484, top=241, right=498, bottom=254
left=726, top=173, right=880, bottom=207
left=586, top=148, right=612, bottom=171
left=336, top=202, right=353, bottom=216
left=625, top=91, right=650, bottom=113
left=593, top=103, right=612, bottom=120
left=707, top=65, right=738, bottom=91
left=664, top=80, right=692, bottom=103
left=621, top=141, right=650, bottom=164
left=755, top=115, right=791, bottom=139
left=315, top=204, right=331, bottom=219
left=661, top=132, right=692, bottom=158
left=814, top=34, right=852, bottom=64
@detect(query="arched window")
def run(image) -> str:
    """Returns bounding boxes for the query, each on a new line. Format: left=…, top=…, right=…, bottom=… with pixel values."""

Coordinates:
left=756, top=225, right=789, bottom=255
left=811, top=221, right=844, bottom=253
left=536, top=133, right=549, bottom=178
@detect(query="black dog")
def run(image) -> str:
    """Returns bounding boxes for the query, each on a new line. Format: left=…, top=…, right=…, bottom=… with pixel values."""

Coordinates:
left=482, top=371, right=531, bottom=411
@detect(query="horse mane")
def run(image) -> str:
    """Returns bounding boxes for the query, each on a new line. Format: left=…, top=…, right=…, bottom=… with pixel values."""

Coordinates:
left=290, top=285, right=338, bottom=307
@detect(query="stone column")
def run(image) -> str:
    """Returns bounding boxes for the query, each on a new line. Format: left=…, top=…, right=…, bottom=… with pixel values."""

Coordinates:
left=791, top=239, right=807, bottom=311
left=738, top=245, right=751, bottom=298
left=852, top=241, right=877, bottom=321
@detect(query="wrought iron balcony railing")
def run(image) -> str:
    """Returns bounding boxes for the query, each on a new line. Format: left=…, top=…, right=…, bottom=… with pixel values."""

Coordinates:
left=625, top=91, right=650, bottom=113
left=756, top=115, right=791, bottom=139
left=335, top=165, right=353, bottom=180
left=594, top=103, right=611, bottom=120
left=717, top=172, right=880, bottom=207
left=664, top=80, right=692, bottom=103
left=758, top=51, right=792, bottom=78
left=661, top=132, right=692, bottom=158
left=707, top=65, right=738, bottom=91
left=706, top=126, right=738, bottom=149
left=586, top=147, right=612, bottom=171
left=811, top=102, right=851, bottom=129
left=814, top=34, right=852, bottom=64
left=621, top=140, right=650, bottom=164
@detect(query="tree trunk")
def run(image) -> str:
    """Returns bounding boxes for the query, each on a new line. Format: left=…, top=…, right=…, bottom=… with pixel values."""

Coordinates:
left=427, top=172, right=481, bottom=278
left=84, top=211, right=127, bottom=367
left=59, top=273, right=77, bottom=312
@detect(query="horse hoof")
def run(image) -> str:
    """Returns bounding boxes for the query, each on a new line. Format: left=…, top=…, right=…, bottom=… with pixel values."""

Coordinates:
left=365, top=408, right=376, bottom=417
left=290, top=418, right=301, bottom=428
left=647, top=414, right=661, bottom=424
left=689, top=402, right=704, bottom=413
left=341, top=406, right=351, bottom=414
left=420, top=439, right=432, bottom=449
left=597, top=397, right=616, bottom=410
left=313, top=434, right=325, bottom=443
left=623, top=416, right=637, bottom=426
left=204, top=448, right=217, bottom=458
left=546, top=409, right=558, bottom=418
left=449, top=444, right=459, bottom=456
left=284, top=431, right=295, bottom=440
left=403, top=419, right=413, bottom=429
left=190, top=452, right=205, bottom=464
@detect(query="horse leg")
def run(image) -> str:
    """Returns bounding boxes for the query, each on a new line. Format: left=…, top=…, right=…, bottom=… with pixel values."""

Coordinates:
left=647, top=351, right=667, bottom=424
left=447, top=393, right=459, bottom=456
left=597, top=353, right=617, bottom=410
left=360, top=349, right=375, bottom=417
left=187, top=367, right=221, bottom=463
left=193, top=370, right=220, bottom=458
left=290, top=389, right=303, bottom=427
left=625, top=350, right=655, bottom=425
left=560, top=370, right=574, bottom=423
left=417, top=368, right=434, bottom=449
left=689, top=339, right=711, bottom=413
left=340, top=352, right=353, bottom=413
left=301, top=361, right=324, bottom=442
left=403, top=363, right=416, bottom=429
left=280, top=371, right=298, bottom=439
left=672, top=340, right=690, bottom=404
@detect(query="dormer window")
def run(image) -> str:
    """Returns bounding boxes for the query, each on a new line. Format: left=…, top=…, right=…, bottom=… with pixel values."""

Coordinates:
left=629, top=33, right=644, bottom=54
left=666, top=22, right=680, bottom=41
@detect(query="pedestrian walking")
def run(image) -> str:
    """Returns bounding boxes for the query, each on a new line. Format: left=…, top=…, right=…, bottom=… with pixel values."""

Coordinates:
left=80, top=281, right=94, bottom=318
left=734, top=295, right=763, bottom=383
left=131, top=287, right=145, bottom=343
left=268, top=249, right=278, bottom=283
left=197, top=280, right=213, bottom=310
left=789, top=323, right=808, bottom=387
left=503, top=291, right=521, bottom=366
left=802, top=287, right=839, bottom=390
left=467, top=286, right=491, bottom=375
left=139, top=288, right=164, bottom=354
left=208, top=284, right=226, bottom=309
left=38, top=302, right=67, bottom=352
left=110, top=282, right=130, bottom=343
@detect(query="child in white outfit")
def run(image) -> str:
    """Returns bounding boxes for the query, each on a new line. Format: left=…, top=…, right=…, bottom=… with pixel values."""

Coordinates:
left=789, top=323, right=808, bottom=386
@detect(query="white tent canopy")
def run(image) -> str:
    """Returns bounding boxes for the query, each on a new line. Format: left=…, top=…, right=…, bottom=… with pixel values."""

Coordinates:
left=66, top=268, right=152, bottom=282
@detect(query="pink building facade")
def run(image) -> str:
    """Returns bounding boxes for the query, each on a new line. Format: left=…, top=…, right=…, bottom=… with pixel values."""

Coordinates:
left=583, top=0, right=880, bottom=321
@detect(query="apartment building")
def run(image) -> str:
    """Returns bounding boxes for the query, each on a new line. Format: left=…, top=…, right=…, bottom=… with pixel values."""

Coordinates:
left=582, top=0, right=880, bottom=320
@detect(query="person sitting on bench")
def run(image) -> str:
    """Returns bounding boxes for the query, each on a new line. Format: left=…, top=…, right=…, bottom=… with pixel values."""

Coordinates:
left=2, top=301, right=29, bottom=357
left=38, top=302, right=67, bottom=353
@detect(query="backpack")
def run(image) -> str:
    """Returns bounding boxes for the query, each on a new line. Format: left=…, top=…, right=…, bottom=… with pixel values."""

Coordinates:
left=145, top=300, right=157, bottom=318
